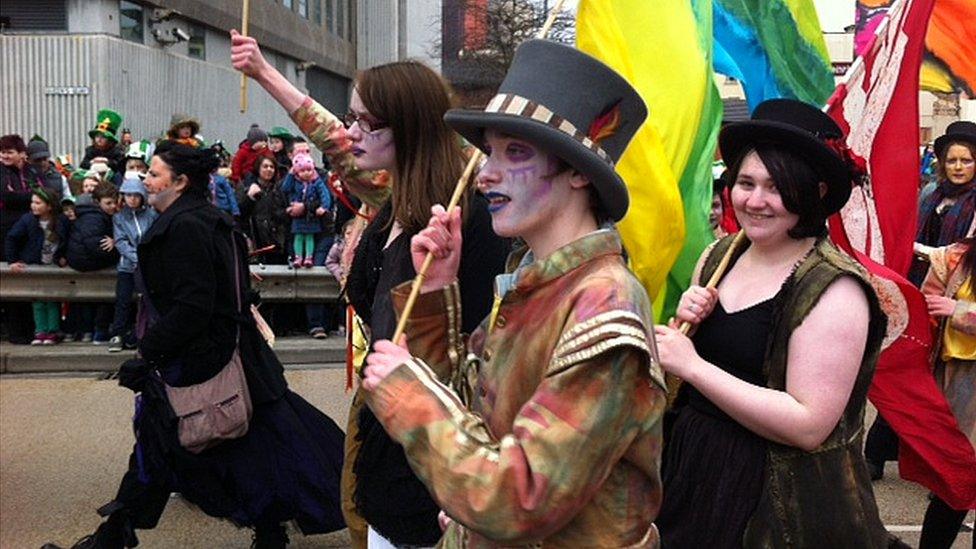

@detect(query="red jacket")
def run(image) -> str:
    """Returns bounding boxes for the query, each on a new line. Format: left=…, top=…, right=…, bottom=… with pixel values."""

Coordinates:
left=230, top=141, right=273, bottom=184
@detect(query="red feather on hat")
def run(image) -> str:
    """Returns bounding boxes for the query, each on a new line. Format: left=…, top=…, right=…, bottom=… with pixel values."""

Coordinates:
left=588, top=102, right=622, bottom=145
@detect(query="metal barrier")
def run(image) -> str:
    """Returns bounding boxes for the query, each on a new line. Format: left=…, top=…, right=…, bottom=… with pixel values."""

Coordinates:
left=0, top=263, right=339, bottom=303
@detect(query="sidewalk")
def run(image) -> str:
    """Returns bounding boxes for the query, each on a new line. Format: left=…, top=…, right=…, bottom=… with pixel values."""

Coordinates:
left=0, top=336, right=346, bottom=374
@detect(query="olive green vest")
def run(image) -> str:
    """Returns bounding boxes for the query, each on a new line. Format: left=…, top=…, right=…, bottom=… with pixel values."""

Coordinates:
left=700, top=235, right=890, bottom=549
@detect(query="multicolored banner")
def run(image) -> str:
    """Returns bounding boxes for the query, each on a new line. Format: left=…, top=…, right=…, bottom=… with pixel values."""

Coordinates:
left=857, top=0, right=976, bottom=94
left=713, top=0, right=835, bottom=111
left=577, top=0, right=721, bottom=317
left=830, top=0, right=976, bottom=510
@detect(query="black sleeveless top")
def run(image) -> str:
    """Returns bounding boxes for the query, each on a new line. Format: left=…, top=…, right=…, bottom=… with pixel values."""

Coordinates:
left=685, top=293, right=777, bottom=421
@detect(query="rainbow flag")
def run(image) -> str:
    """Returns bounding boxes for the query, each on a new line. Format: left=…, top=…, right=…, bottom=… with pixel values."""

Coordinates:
left=578, top=0, right=721, bottom=318
left=714, top=0, right=835, bottom=110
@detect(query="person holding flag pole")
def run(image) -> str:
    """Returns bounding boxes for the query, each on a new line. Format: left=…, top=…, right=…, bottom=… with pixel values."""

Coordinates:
left=360, top=38, right=667, bottom=547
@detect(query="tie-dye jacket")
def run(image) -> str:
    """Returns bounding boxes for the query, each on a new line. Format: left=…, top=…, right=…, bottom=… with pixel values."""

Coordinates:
left=366, top=229, right=667, bottom=548
left=289, top=96, right=391, bottom=210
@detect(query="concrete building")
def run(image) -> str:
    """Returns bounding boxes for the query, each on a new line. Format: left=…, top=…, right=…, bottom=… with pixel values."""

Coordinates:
left=0, top=0, right=442, bottom=162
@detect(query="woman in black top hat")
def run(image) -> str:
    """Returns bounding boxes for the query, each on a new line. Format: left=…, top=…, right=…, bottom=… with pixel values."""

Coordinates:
left=653, top=99, right=891, bottom=548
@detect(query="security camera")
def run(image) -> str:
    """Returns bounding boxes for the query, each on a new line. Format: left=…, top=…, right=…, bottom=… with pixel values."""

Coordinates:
left=174, top=27, right=191, bottom=42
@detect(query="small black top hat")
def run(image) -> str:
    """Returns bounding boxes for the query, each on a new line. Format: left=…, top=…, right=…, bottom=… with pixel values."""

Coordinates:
left=719, top=98, right=852, bottom=216
left=933, top=120, right=976, bottom=159
left=445, top=39, right=647, bottom=222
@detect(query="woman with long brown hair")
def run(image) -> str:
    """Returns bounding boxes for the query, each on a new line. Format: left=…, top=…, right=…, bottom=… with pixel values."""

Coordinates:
left=231, top=32, right=510, bottom=547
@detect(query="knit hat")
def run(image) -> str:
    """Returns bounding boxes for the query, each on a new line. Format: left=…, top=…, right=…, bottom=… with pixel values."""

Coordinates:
left=292, top=152, right=315, bottom=174
left=26, top=139, right=51, bottom=161
left=246, top=125, right=268, bottom=145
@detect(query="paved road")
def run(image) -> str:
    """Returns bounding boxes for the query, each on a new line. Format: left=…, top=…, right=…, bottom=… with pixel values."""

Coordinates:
left=1, top=369, right=972, bottom=548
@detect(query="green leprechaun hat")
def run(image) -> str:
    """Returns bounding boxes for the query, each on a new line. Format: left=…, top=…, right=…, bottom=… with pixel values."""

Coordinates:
left=89, top=109, right=123, bottom=142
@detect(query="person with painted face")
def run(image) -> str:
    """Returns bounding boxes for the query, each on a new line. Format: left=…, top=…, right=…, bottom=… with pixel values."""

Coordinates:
left=359, top=40, right=666, bottom=547
left=653, top=100, right=891, bottom=547
left=231, top=30, right=511, bottom=548
left=47, top=142, right=345, bottom=549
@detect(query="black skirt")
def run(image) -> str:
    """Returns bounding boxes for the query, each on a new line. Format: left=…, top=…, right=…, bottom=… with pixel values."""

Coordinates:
left=656, top=405, right=767, bottom=549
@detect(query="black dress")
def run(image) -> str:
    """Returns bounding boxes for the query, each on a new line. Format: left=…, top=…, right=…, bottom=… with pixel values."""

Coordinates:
left=657, top=293, right=778, bottom=549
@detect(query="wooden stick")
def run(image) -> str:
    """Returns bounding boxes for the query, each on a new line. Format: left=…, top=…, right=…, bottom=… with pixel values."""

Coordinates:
left=666, top=230, right=746, bottom=408
left=391, top=0, right=568, bottom=344
left=676, top=230, right=746, bottom=335
left=240, top=0, right=251, bottom=113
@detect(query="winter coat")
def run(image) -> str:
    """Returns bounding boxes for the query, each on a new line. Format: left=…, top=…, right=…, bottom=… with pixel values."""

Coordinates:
left=210, top=174, right=240, bottom=217
left=66, top=203, right=119, bottom=272
left=4, top=212, right=68, bottom=265
left=230, top=142, right=273, bottom=184
left=114, top=205, right=158, bottom=273
left=1, top=163, right=61, bottom=260
left=80, top=143, right=126, bottom=174
left=137, top=192, right=287, bottom=401
left=280, top=172, right=331, bottom=234
left=236, top=174, right=289, bottom=258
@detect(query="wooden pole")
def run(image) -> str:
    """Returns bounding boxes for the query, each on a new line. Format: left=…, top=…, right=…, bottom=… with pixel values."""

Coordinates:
left=666, top=230, right=746, bottom=407
left=390, top=0, right=568, bottom=344
left=240, top=0, right=251, bottom=113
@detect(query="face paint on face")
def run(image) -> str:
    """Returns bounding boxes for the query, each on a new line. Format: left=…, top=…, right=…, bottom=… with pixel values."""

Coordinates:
left=944, top=144, right=976, bottom=186
left=345, top=89, right=396, bottom=171
left=477, top=131, right=569, bottom=240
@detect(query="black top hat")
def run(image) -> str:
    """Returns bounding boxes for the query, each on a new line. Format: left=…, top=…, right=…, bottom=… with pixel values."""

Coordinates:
left=934, top=120, right=976, bottom=159
left=719, top=98, right=852, bottom=216
left=444, top=40, right=647, bottom=222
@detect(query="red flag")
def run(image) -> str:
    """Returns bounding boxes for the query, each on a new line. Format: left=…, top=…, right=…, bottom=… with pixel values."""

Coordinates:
left=827, top=0, right=976, bottom=509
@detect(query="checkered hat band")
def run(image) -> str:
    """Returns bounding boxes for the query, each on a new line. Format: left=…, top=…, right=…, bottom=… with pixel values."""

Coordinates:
left=484, top=93, right=612, bottom=164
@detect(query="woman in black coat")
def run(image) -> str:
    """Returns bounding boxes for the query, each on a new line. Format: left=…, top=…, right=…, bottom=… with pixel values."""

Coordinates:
left=53, top=143, right=345, bottom=549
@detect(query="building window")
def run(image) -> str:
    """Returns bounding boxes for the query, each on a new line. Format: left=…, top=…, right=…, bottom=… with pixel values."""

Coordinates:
left=187, top=22, right=206, bottom=60
left=325, top=0, right=335, bottom=33
left=119, top=1, right=144, bottom=44
left=282, top=0, right=292, bottom=9
left=311, top=0, right=322, bottom=25
left=0, top=0, right=68, bottom=31
left=298, top=0, right=307, bottom=18
left=336, top=0, right=346, bottom=38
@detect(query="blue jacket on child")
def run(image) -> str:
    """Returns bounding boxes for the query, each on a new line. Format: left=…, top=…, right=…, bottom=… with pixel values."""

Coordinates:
left=115, top=177, right=159, bottom=273
left=4, top=212, right=69, bottom=265
left=66, top=203, right=119, bottom=272
left=210, top=173, right=240, bottom=217
left=280, top=172, right=331, bottom=234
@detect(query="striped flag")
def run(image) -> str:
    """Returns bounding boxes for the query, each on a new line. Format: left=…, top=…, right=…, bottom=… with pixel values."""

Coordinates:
left=577, top=0, right=721, bottom=317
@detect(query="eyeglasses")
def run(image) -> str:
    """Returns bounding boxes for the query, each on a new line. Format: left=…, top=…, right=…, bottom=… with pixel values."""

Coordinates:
left=342, top=112, right=389, bottom=133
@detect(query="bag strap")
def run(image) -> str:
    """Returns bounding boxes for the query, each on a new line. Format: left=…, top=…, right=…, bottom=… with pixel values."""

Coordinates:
left=231, top=232, right=244, bottom=345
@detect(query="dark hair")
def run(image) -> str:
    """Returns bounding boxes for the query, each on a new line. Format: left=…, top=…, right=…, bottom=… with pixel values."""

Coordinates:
left=356, top=61, right=468, bottom=233
left=32, top=187, right=63, bottom=220
left=153, top=142, right=220, bottom=197
left=93, top=181, right=118, bottom=202
left=728, top=144, right=827, bottom=239
left=252, top=155, right=278, bottom=181
left=0, top=134, right=26, bottom=153
left=286, top=136, right=307, bottom=154
left=935, top=140, right=976, bottom=184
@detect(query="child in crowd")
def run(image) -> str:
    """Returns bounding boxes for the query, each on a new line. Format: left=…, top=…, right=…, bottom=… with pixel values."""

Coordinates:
left=209, top=164, right=240, bottom=218
left=80, top=109, right=125, bottom=174
left=108, top=176, right=158, bottom=352
left=281, top=152, right=330, bottom=268
left=230, top=125, right=272, bottom=183
left=325, top=218, right=353, bottom=286
left=66, top=181, right=120, bottom=344
left=4, top=188, right=68, bottom=345
left=124, top=140, right=153, bottom=175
